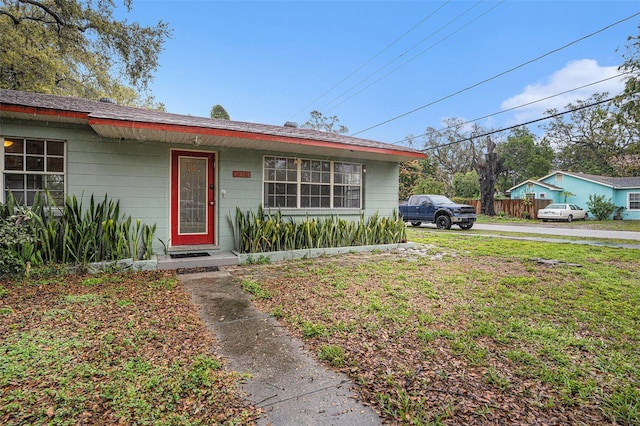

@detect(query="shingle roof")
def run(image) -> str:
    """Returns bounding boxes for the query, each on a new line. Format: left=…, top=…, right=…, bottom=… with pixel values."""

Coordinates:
left=507, top=179, right=564, bottom=193
left=562, top=171, right=640, bottom=189
left=0, top=89, right=425, bottom=161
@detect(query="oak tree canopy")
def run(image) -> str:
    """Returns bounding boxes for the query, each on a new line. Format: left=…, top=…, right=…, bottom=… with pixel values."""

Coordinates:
left=0, top=0, right=171, bottom=106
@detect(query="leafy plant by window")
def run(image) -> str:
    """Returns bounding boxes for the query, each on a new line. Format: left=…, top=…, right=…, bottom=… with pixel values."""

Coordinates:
left=586, top=194, right=617, bottom=220
left=0, top=191, right=157, bottom=277
left=232, top=206, right=406, bottom=253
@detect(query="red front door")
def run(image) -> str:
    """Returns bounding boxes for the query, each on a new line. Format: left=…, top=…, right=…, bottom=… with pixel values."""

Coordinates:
left=170, top=150, right=215, bottom=246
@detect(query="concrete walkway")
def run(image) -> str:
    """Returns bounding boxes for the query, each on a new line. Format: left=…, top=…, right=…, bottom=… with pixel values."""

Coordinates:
left=179, top=271, right=381, bottom=426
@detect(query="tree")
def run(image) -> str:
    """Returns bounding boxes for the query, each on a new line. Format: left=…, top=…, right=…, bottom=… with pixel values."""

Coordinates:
left=452, top=170, right=480, bottom=199
left=470, top=134, right=503, bottom=216
left=609, top=154, right=640, bottom=176
left=496, top=127, right=554, bottom=192
left=422, top=118, right=474, bottom=185
left=616, top=21, right=640, bottom=124
left=398, top=158, right=437, bottom=201
left=559, top=191, right=575, bottom=202
left=0, top=0, right=171, bottom=106
left=419, top=120, right=503, bottom=211
left=612, top=24, right=640, bottom=172
left=301, top=110, right=348, bottom=134
left=541, top=93, right=635, bottom=175
left=210, top=105, right=230, bottom=120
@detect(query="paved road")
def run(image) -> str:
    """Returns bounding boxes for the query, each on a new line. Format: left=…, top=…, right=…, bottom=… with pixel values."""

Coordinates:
left=470, top=223, right=640, bottom=241
left=413, top=222, right=640, bottom=249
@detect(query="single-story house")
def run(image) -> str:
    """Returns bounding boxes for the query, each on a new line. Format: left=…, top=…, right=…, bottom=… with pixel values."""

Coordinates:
left=0, top=89, right=425, bottom=257
left=508, top=171, right=640, bottom=220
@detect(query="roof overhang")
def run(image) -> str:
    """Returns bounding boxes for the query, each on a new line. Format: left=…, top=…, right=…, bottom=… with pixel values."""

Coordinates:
left=1, top=101, right=426, bottom=163
left=88, top=117, right=426, bottom=162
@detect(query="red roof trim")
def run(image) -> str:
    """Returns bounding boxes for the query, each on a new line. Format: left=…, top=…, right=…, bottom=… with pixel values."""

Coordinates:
left=1, top=102, right=426, bottom=159
left=89, top=117, right=426, bottom=159
left=0, top=104, right=89, bottom=119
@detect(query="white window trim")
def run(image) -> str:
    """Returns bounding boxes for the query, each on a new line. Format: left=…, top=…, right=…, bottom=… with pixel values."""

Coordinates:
left=1, top=136, right=67, bottom=206
left=628, top=192, right=640, bottom=211
left=263, top=155, right=362, bottom=210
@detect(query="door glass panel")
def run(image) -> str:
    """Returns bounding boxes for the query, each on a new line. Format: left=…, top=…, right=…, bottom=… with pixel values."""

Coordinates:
left=179, top=157, right=207, bottom=234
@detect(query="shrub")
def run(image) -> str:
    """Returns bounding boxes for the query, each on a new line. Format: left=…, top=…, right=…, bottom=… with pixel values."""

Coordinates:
left=0, top=208, right=39, bottom=277
left=232, top=206, right=407, bottom=253
left=0, top=246, right=24, bottom=277
left=0, top=192, right=158, bottom=273
left=586, top=194, right=617, bottom=220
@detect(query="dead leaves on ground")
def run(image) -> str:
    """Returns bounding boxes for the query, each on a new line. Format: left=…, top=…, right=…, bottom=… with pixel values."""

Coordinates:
left=0, top=271, right=260, bottom=425
left=225, top=251, right=632, bottom=425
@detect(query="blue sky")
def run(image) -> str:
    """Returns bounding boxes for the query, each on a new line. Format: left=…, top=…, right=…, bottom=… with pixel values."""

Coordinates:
left=124, top=1, right=639, bottom=146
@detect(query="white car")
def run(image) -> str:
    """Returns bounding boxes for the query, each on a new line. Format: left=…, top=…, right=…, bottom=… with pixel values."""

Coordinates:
left=538, top=204, right=588, bottom=222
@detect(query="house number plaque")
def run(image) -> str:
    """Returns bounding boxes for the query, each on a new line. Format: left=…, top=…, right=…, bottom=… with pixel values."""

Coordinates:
left=232, top=171, right=251, bottom=178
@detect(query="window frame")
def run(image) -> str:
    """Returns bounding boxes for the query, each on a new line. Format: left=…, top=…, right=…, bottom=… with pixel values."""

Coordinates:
left=263, top=155, right=363, bottom=210
left=628, top=192, right=640, bottom=211
left=1, top=136, right=66, bottom=206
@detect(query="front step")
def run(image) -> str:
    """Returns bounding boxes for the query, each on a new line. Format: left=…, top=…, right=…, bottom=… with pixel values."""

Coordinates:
left=156, top=251, right=239, bottom=270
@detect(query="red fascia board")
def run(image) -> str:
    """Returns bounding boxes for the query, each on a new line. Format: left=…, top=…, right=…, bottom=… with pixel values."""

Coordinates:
left=0, top=104, right=88, bottom=120
left=88, top=117, right=427, bottom=159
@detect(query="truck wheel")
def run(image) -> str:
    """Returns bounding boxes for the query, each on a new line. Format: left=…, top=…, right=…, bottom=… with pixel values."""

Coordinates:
left=435, top=215, right=452, bottom=230
left=410, top=221, right=422, bottom=227
left=458, top=223, right=473, bottom=230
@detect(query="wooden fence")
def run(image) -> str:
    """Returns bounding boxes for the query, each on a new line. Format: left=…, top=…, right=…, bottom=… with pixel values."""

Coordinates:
left=461, top=199, right=552, bottom=220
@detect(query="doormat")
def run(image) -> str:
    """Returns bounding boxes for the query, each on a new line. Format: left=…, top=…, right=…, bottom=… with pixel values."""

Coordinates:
left=170, top=252, right=211, bottom=259
left=176, top=266, right=220, bottom=275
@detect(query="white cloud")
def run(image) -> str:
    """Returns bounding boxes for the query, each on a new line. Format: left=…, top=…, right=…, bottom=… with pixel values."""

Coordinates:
left=501, top=59, right=626, bottom=124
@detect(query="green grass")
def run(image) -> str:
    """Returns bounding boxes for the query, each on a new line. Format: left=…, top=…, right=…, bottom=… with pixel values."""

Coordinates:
left=236, top=230, right=640, bottom=425
left=0, top=271, right=259, bottom=425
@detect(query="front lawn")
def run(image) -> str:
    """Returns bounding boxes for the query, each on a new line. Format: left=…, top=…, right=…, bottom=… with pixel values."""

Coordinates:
left=229, top=230, right=640, bottom=424
left=0, top=271, right=259, bottom=425
left=2, top=230, right=638, bottom=425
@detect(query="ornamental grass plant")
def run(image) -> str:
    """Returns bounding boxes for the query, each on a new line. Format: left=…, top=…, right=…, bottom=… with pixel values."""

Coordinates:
left=0, top=192, right=156, bottom=277
left=232, top=205, right=406, bottom=253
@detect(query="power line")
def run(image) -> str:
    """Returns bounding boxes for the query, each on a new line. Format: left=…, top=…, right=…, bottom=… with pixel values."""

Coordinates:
left=391, top=73, right=628, bottom=145
left=351, top=10, right=640, bottom=137
left=420, top=95, right=616, bottom=152
left=319, top=1, right=500, bottom=113
left=287, top=1, right=452, bottom=122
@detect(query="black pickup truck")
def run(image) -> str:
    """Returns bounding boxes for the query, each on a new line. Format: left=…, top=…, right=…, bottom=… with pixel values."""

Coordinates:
left=399, top=194, right=477, bottom=230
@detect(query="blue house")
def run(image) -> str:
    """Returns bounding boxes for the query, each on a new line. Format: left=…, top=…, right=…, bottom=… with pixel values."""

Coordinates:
left=508, top=171, right=640, bottom=220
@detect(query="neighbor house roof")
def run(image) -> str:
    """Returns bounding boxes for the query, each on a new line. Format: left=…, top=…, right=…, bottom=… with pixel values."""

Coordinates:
left=539, top=171, right=640, bottom=189
left=0, top=89, right=426, bottom=162
left=507, top=179, right=563, bottom=193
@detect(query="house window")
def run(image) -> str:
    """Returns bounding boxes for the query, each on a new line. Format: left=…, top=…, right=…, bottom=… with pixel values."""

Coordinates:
left=300, top=159, right=331, bottom=208
left=333, top=162, right=361, bottom=208
left=263, top=156, right=298, bottom=208
left=263, top=156, right=362, bottom=209
left=2, top=137, right=65, bottom=206
left=629, top=193, right=640, bottom=210
left=556, top=174, right=564, bottom=182
left=539, top=193, right=546, bottom=199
